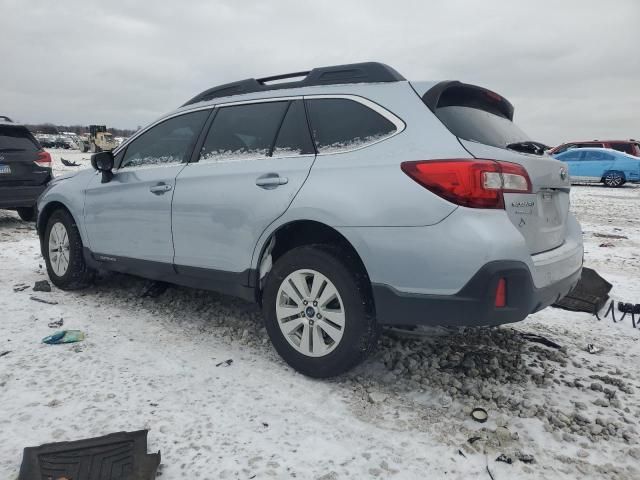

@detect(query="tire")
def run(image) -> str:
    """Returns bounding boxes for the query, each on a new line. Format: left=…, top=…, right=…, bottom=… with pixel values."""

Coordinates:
left=43, top=208, right=94, bottom=290
left=603, top=171, right=625, bottom=188
left=16, top=206, right=35, bottom=222
left=262, top=245, right=379, bottom=378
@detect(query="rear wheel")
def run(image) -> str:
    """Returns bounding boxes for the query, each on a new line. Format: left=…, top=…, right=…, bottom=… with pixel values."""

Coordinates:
left=43, top=209, right=94, bottom=290
left=263, top=245, right=378, bottom=378
left=603, top=171, right=625, bottom=187
left=16, top=206, right=35, bottom=222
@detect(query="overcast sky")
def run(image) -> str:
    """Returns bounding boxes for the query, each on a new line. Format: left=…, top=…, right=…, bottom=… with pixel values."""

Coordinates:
left=1, top=0, right=638, bottom=145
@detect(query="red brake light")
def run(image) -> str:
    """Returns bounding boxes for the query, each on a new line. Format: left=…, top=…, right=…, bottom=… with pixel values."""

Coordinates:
left=495, top=278, right=507, bottom=308
left=34, top=151, right=52, bottom=168
left=400, top=159, right=531, bottom=209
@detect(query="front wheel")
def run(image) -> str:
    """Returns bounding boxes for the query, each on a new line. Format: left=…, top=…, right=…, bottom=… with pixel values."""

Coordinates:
left=262, top=245, right=378, bottom=378
left=603, top=171, right=625, bottom=188
left=43, top=209, right=94, bottom=290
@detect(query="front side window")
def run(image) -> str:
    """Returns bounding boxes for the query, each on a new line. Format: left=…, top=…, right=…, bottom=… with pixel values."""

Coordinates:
left=120, top=110, right=209, bottom=169
left=199, top=102, right=289, bottom=162
left=306, top=98, right=397, bottom=154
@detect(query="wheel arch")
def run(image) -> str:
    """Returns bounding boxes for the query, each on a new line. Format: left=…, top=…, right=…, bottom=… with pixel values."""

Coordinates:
left=253, top=219, right=375, bottom=312
left=37, top=201, right=78, bottom=252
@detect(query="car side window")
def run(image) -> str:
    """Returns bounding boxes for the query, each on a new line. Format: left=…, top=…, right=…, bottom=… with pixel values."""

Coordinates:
left=610, top=143, right=633, bottom=154
left=561, top=150, right=580, bottom=161
left=120, top=110, right=209, bottom=169
left=305, top=98, right=397, bottom=154
left=199, top=102, right=289, bottom=162
left=272, top=100, right=315, bottom=157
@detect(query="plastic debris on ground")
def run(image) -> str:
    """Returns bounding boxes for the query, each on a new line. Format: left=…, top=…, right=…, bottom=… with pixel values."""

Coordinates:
left=42, top=330, right=85, bottom=345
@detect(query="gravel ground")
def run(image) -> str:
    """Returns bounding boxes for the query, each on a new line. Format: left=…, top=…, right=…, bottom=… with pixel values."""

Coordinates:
left=0, top=151, right=639, bottom=479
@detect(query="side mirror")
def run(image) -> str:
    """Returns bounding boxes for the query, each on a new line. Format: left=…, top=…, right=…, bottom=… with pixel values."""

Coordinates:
left=90, top=151, right=114, bottom=183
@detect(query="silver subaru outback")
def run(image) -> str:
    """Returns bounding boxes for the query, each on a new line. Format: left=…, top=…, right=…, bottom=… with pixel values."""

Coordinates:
left=37, top=62, right=583, bottom=377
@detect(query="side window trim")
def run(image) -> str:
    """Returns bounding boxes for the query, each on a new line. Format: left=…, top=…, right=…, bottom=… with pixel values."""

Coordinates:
left=302, top=94, right=406, bottom=155
left=268, top=100, right=293, bottom=157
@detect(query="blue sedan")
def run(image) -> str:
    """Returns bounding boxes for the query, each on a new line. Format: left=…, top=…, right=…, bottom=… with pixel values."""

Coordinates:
left=552, top=147, right=640, bottom=187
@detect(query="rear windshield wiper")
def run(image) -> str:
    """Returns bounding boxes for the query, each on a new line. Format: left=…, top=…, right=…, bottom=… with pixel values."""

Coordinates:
left=506, top=141, right=546, bottom=156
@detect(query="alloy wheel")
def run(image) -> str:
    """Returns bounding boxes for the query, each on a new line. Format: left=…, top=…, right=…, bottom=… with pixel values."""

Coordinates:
left=604, top=172, right=623, bottom=187
left=275, top=269, right=346, bottom=357
left=48, top=221, right=70, bottom=277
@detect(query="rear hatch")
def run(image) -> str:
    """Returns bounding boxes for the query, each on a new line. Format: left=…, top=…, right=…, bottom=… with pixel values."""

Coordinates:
left=417, top=81, right=570, bottom=254
left=0, top=124, right=50, bottom=187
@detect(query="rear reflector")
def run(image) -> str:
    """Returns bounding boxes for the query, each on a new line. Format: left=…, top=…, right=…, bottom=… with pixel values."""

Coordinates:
left=495, top=278, right=507, bottom=308
left=400, top=159, right=531, bottom=209
left=34, top=151, right=52, bottom=168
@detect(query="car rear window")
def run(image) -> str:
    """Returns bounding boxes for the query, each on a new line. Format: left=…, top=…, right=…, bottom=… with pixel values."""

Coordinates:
left=425, top=83, right=531, bottom=150
left=305, top=98, right=397, bottom=154
left=0, top=125, right=40, bottom=152
left=609, top=142, right=634, bottom=154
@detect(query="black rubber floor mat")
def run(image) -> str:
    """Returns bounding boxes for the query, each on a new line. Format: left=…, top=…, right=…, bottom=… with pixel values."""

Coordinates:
left=19, top=430, right=160, bottom=480
left=553, top=267, right=612, bottom=313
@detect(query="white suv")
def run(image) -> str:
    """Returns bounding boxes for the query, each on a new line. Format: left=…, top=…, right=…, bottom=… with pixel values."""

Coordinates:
left=37, top=62, right=583, bottom=377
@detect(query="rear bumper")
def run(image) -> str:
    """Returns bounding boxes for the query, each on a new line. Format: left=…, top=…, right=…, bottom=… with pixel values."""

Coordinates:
left=373, top=260, right=582, bottom=327
left=0, top=184, right=48, bottom=208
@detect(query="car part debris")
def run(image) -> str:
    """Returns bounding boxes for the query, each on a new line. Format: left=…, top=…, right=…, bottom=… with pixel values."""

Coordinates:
left=30, top=296, right=58, bottom=305
left=586, top=344, right=602, bottom=354
left=598, top=300, right=639, bottom=328
left=48, top=318, right=64, bottom=328
left=13, top=284, right=29, bottom=292
left=599, top=242, right=614, bottom=248
left=61, top=158, right=80, bottom=167
left=593, top=232, right=628, bottom=240
left=495, top=453, right=512, bottom=464
left=468, top=436, right=482, bottom=444
left=458, top=449, right=466, bottom=458
left=42, top=330, right=85, bottom=345
left=216, top=359, right=233, bottom=367
left=0, top=351, right=10, bottom=358
left=33, top=280, right=51, bottom=292
left=520, top=332, right=561, bottom=349
left=553, top=267, right=612, bottom=313
left=471, top=407, right=488, bottom=423
left=515, top=452, right=536, bottom=464
left=18, top=430, right=160, bottom=480
left=141, top=280, right=169, bottom=298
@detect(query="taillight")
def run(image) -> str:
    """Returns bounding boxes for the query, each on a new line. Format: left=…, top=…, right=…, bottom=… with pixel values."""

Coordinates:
left=34, top=151, right=52, bottom=168
left=400, top=159, right=531, bottom=209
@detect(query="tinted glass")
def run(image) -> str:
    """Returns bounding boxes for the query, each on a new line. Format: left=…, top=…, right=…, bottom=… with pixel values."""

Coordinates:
left=609, top=143, right=633, bottom=154
left=577, top=143, right=603, bottom=148
left=436, top=106, right=529, bottom=149
left=560, top=150, right=581, bottom=160
left=0, top=125, right=40, bottom=152
left=272, top=101, right=315, bottom=156
left=306, top=99, right=396, bottom=153
left=584, top=151, right=607, bottom=161
left=121, top=110, right=208, bottom=168
left=200, top=102, right=288, bottom=162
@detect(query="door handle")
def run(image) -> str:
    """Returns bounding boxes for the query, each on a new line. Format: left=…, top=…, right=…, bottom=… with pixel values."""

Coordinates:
left=255, top=173, right=288, bottom=189
left=149, top=183, right=173, bottom=194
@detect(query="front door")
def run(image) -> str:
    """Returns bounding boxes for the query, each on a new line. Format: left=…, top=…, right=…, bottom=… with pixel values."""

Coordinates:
left=83, top=110, right=210, bottom=264
left=172, top=100, right=316, bottom=277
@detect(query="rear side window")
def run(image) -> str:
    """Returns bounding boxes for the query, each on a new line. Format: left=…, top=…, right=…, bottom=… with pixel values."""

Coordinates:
left=427, top=84, right=530, bottom=150
left=0, top=125, right=40, bottom=152
left=200, top=102, right=288, bottom=162
left=560, top=150, right=581, bottom=160
left=609, top=142, right=634, bottom=154
left=121, top=110, right=209, bottom=169
left=272, top=101, right=315, bottom=157
left=305, top=98, right=397, bottom=154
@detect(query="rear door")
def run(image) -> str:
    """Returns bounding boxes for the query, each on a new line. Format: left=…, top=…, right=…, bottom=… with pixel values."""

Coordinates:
left=420, top=82, right=572, bottom=254
left=0, top=124, right=49, bottom=187
left=172, top=99, right=315, bottom=275
left=581, top=150, right=614, bottom=180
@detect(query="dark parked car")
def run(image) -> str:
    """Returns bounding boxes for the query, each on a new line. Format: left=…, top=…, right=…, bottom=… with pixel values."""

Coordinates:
left=0, top=118, right=52, bottom=220
left=549, top=140, right=640, bottom=157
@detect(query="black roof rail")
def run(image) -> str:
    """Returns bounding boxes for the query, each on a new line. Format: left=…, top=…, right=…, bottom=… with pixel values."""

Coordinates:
left=0, top=115, right=13, bottom=122
left=182, top=62, right=405, bottom=107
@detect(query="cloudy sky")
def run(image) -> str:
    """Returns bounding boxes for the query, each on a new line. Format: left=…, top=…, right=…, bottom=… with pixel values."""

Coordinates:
left=1, top=0, right=638, bottom=145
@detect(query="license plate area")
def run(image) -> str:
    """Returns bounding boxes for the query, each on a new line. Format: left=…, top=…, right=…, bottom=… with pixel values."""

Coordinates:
left=0, top=164, right=11, bottom=174
left=538, top=191, right=562, bottom=227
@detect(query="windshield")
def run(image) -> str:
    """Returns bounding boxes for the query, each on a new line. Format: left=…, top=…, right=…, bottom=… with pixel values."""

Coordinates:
left=435, top=105, right=530, bottom=149
left=0, top=125, right=40, bottom=151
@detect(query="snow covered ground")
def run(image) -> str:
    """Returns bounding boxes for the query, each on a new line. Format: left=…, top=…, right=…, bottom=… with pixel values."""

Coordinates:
left=1, top=150, right=639, bottom=479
